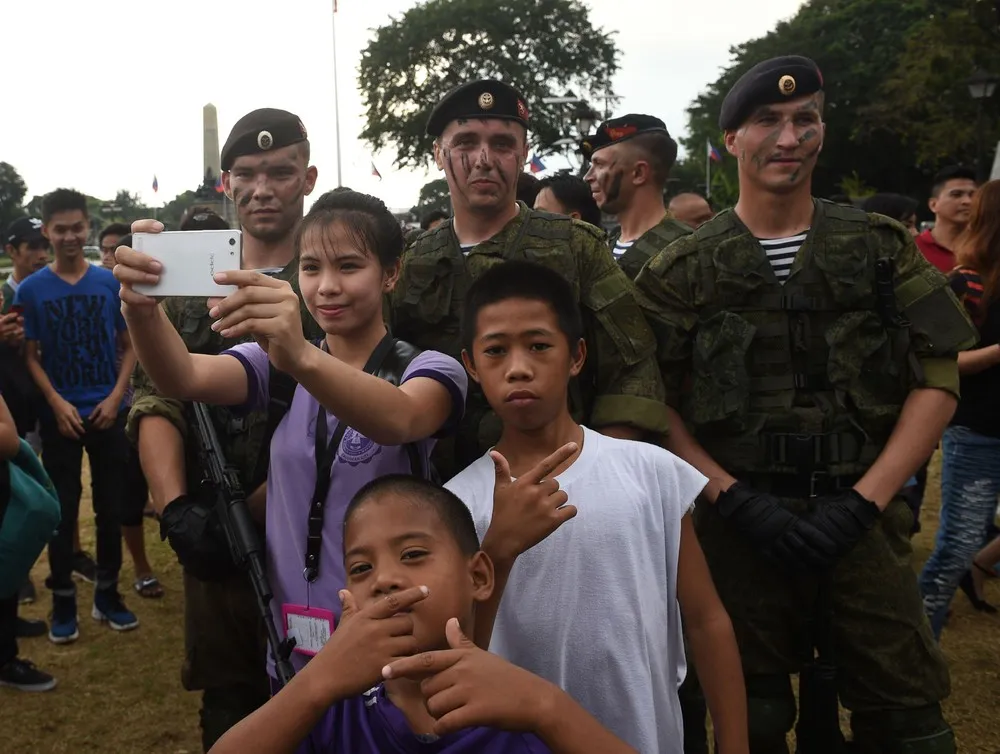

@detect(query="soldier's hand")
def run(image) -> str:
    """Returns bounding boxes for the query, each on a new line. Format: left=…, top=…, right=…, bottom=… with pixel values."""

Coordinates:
left=805, top=489, right=880, bottom=559
left=114, top=219, right=165, bottom=310
left=207, top=270, right=306, bottom=372
left=481, top=442, right=579, bottom=565
left=716, top=482, right=838, bottom=569
left=158, top=494, right=233, bottom=580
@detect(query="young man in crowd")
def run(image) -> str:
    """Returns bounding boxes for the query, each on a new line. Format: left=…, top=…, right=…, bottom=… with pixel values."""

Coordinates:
left=915, top=165, right=977, bottom=274
left=15, top=189, right=139, bottom=644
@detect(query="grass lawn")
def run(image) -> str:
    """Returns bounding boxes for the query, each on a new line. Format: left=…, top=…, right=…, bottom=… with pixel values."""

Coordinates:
left=0, top=452, right=998, bottom=752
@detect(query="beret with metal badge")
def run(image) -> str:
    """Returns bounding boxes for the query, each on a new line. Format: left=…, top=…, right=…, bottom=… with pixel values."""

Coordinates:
left=221, top=108, right=308, bottom=171
left=719, top=55, right=824, bottom=131
left=426, top=79, right=530, bottom=137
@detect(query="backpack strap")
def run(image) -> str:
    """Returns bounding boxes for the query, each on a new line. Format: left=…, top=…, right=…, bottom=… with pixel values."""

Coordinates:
left=251, top=336, right=435, bottom=490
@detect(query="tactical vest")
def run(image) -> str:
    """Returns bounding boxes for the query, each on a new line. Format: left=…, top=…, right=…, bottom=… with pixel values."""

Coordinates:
left=393, top=206, right=591, bottom=478
left=612, top=216, right=692, bottom=281
left=683, top=200, right=913, bottom=478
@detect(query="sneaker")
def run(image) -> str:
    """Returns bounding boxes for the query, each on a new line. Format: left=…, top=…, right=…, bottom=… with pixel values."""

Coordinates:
left=72, top=551, right=97, bottom=583
left=49, top=595, right=79, bottom=645
left=18, top=578, right=36, bottom=605
left=92, top=588, right=139, bottom=631
left=0, top=658, right=57, bottom=692
left=15, top=617, right=47, bottom=639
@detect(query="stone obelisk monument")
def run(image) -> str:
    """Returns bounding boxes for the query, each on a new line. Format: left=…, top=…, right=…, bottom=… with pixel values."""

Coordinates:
left=203, top=103, right=221, bottom=185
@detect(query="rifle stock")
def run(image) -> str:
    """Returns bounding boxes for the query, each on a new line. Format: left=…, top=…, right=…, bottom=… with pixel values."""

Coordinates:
left=190, top=402, right=296, bottom=687
left=795, top=574, right=845, bottom=753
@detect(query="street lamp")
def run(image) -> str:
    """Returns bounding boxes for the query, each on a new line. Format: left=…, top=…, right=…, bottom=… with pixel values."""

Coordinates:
left=966, top=68, right=998, bottom=183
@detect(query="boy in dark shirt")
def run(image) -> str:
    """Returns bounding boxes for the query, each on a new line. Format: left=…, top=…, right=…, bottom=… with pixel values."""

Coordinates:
left=210, top=475, right=635, bottom=754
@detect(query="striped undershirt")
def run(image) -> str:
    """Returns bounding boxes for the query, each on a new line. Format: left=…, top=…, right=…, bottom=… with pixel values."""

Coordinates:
left=613, top=239, right=633, bottom=262
left=758, top=231, right=809, bottom=281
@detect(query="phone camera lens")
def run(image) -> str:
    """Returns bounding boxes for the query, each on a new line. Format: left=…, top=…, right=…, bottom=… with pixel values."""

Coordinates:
left=229, top=237, right=236, bottom=246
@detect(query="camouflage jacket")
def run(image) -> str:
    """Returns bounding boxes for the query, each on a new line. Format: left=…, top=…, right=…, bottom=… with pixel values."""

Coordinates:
left=636, top=199, right=977, bottom=477
left=391, top=201, right=668, bottom=479
left=610, top=214, right=692, bottom=281
left=128, top=260, right=322, bottom=490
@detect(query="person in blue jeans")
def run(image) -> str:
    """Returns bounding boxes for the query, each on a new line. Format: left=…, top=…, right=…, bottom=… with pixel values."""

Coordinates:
left=14, top=188, right=139, bottom=644
left=920, top=179, right=1000, bottom=638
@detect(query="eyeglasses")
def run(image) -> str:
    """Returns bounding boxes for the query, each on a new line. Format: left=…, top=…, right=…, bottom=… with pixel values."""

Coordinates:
left=100, top=246, right=117, bottom=253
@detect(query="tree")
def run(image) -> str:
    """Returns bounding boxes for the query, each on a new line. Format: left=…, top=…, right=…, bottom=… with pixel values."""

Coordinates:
left=0, top=162, right=28, bottom=232
left=861, top=0, right=1000, bottom=169
left=678, top=0, right=939, bottom=203
left=409, top=178, right=452, bottom=221
left=358, top=0, right=619, bottom=170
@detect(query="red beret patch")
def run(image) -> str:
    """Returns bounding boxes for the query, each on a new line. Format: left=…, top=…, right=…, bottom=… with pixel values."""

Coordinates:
left=606, top=125, right=638, bottom=141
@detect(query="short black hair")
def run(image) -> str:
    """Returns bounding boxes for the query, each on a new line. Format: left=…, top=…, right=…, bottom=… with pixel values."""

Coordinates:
left=42, top=188, right=88, bottom=224
left=346, top=475, right=480, bottom=557
left=99, top=223, right=130, bottom=244
left=460, top=261, right=584, bottom=356
left=421, top=209, right=449, bottom=230
left=180, top=206, right=230, bottom=231
left=861, top=193, right=918, bottom=222
left=118, top=233, right=132, bottom=248
left=517, top=172, right=541, bottom=206
left=295, top=189, right=404, bottom=268
left=626, top=131, right=678, bottom=188
left=931, top=165, right=977, bottom=198
left=536, top=172, right=602, bottom=227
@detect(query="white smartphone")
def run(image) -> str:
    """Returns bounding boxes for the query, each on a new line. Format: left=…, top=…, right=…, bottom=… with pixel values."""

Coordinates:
left=131, top=230, right=242, bottom=298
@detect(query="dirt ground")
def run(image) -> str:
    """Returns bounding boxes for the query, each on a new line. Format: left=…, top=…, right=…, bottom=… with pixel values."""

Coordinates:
left=0, top=452, right=998, bottom=753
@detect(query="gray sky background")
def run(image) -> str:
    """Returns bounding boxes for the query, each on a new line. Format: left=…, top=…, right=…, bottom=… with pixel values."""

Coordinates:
left=0, top=0, right=805, bottom=212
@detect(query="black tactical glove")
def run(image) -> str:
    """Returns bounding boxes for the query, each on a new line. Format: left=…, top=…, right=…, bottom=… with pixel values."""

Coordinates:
left=805, top=489, right=880, bottom=559
left=158, top=495, right=235, bottom=581
left=717, top=482, right=839, bottom=569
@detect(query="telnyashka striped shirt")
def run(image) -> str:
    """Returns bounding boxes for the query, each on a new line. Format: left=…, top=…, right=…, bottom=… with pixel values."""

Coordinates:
left=758, top=231, right=809, bottom=282
left=613, top=239, right=633, bottom=262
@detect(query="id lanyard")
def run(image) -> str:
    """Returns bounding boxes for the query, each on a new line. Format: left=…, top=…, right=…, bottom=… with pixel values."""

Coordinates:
left=302, top=332, right=397, bottom=593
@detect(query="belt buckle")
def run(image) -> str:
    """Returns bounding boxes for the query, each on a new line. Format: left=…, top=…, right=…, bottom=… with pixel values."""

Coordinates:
left=808, top=470, right=829, bottom=499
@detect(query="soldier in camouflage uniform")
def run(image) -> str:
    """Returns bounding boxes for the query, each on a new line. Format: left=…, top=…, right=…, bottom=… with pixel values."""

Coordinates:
left=582, top=114, right=693, bottom=281
left=392, top=79, right=667, bottom=480
left=127, top=109, right=322, bottom=751
left=636, top=56, right=977, bottom=754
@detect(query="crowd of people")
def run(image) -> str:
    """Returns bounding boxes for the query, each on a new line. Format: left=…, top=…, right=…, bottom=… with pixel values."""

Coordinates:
left=1, top=51, right=999, bottom=754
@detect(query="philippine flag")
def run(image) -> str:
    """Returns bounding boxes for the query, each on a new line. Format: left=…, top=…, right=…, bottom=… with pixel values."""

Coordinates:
left=529, top=154, right=545, bottom=174
left=707, top=140, right=723, bottom=163
left=152, top=175, right=159, bottom=193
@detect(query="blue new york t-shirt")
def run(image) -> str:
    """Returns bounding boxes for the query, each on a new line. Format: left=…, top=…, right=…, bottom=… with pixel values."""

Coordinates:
left=14, top=265, right=126, bottom=417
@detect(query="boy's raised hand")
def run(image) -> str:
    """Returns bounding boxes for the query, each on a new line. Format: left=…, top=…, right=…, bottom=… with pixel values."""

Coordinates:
left=308, top=586, right=428, bottom=701
left=383, top=618, right=552, bottom=737
left=484, top=442, right=579, bottom=564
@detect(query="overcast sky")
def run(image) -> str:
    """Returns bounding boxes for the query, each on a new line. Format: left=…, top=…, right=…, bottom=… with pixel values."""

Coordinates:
left=0, top=0, right=805, bottom=213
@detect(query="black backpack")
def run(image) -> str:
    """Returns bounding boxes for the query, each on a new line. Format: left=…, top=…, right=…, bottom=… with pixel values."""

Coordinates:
left=251, top=335, right=435, bottom=490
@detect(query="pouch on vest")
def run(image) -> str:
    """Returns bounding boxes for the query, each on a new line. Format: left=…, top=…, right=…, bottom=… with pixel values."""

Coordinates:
left=0, top=439, right=61, bottom=598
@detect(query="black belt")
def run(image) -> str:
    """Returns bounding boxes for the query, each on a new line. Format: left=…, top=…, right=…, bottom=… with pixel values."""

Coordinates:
left=742, top=472, right=861, bottom=499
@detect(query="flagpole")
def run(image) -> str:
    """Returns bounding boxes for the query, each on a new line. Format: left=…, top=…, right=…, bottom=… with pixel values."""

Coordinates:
left=705, top=139, right=712, bottom=200
left=332, top=0, right=343, bottom=188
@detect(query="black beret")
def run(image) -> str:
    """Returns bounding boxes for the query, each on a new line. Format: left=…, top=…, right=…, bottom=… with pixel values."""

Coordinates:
left=719, top=56, right=824, bottom=131
left=426, top=80, right=530, bottom=137
left=221, top=108, right=308, bottom=171
left=587, top=114, right=672, bottom=156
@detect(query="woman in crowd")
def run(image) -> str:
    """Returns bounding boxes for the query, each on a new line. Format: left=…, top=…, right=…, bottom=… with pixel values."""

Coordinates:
left=919, top=180, right=1000, bottom=637
left=113, top=190, right=468, bottom=682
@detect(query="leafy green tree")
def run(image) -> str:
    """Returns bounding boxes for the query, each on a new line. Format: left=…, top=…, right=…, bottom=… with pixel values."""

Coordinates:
left=0, top=162, right=28, bottom=233
left=409, top=178, right=452, bottom=221
left=861, top=0, right=1000, bottom=170
left=679, top=0, right=935, bottom=200
left=358, top=0, right=619, bottom=170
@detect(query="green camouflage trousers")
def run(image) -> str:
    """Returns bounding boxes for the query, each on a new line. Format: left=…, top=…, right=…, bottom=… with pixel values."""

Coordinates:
left=694, top=496, right=950, bottom=712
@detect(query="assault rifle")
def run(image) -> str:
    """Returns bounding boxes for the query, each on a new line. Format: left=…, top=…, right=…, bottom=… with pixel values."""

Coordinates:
left=795, top=574, right=846, bottom=753
left=190, top=402, right=296, bottom=687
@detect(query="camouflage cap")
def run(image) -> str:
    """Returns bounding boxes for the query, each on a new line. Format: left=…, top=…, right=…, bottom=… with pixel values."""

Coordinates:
left=220, top=108, right=308, bottom=171
left=719, top=55, right=824, bottom=131
left=426, top=79, right=530, bottom=137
